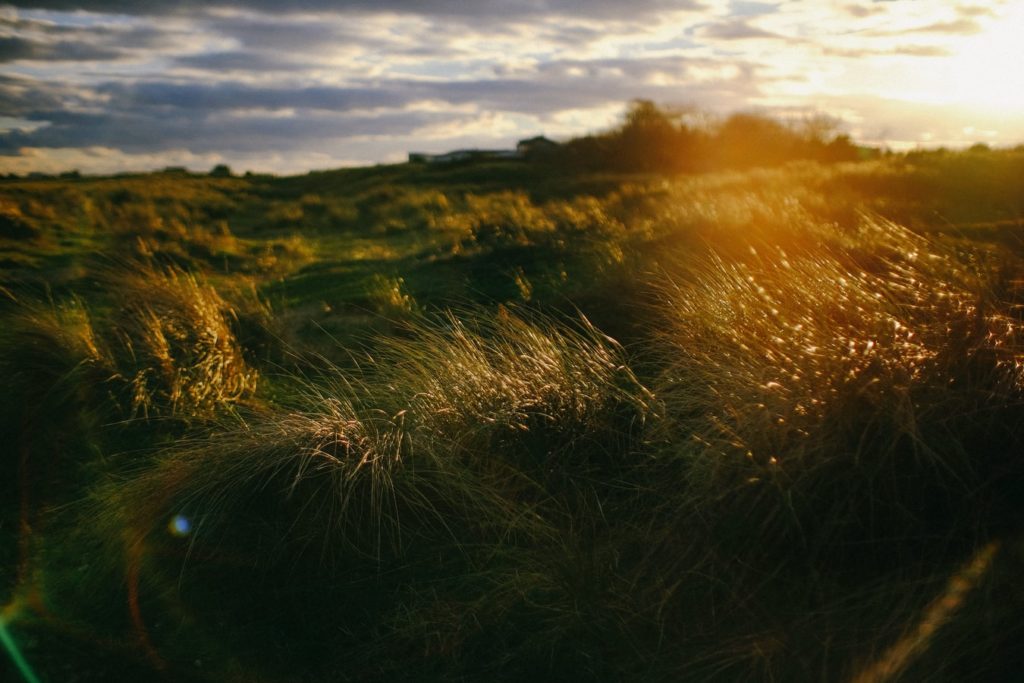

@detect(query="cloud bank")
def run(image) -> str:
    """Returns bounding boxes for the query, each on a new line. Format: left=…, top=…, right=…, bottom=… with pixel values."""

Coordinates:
left=1, top=0, right=1022, bottom=174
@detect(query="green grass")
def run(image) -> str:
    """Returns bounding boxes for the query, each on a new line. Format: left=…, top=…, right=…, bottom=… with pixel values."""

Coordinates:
left=1, top=150, right=1024, bottom=681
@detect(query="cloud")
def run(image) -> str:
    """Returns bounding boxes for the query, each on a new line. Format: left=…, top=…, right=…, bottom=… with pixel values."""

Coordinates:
left=174, top=50, right=310, bottom=72
left=822, top=44, right=949, bottom=59
left=0, top=51, right=766, bottom=164
left=2, top=0, right=1022, bottom=175
left=175, top=13, right=464, bottom=70
left=96, top=80, right=412, bottom=112
left=842, top=4, right=885, bottom=19
left=956, top=5, right=996, bottom=18
left=891, top=44, right=949, bottom=57
left=729, top=2, right=780, bottom=17
left=201, top=12, right=359, bottom=52
left=0, top=106, right=455, bottom=154
left=899, top=18, right=983, bottom=36
left=0, top=12, right=199, bottom=67
left=3, top=0, right=704, bottom=19
left=0, top=35, right=123, bottom=61
left=43, top=54, right=764, bottom=119
left=0, top=73, right=91, bottom=114
left=698, top=17, right=785, bottom=40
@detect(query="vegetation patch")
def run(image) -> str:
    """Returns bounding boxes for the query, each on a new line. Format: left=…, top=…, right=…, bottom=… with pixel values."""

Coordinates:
left=2, top=142, right=1024, bottom=681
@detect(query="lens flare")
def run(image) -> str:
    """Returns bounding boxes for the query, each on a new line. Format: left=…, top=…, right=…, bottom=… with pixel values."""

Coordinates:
left=167, top=514, right=192, bottom=537
left=0, top=614, right=42, bottom=683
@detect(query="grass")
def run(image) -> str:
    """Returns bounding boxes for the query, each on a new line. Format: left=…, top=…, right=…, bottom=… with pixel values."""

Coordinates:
left=624, top=213, right=1024, bottom=678
left=74, top=307, right=651, bottom=679
left=1, top=150, right=1023, bottom=681
left=104, top=263, right=259, bottom=418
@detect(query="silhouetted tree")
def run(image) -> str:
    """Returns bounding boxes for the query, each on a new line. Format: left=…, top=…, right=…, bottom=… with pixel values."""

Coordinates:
left=715, top=113, right=797, bottom=168
left=554, top=100, right=868, bottom=173
left=210, top=164, right=233, bottom=178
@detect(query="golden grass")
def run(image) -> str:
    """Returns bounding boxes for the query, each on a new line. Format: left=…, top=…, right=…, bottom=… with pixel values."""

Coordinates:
left=5, top=155, right=1024, bottom=680
left=96, top=307, right=653, bottom=559
left=655, top=213, right=1021, bottom=472
left=107, top=263, right=258, bottom=418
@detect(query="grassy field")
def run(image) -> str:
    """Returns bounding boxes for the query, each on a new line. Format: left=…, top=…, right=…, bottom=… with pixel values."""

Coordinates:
left=2, top=147, right=1024, bottom=681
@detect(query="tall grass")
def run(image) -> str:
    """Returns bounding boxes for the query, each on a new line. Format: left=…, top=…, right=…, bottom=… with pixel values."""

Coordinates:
left=105, top=263, right=258, bottom=418
left=45, top=216, right=1024, bottom=680
left=370, top=309, right=653, bottom=480
left=653, top=214, right=1022, bottom=544
left=0, top=298, right=117, bottom=505
left=628, top=213, right=1024, bottom=678
left=83, top=308, right=654, bottom=678
left=0, top=262, right=260, bottom=613
left=4, top=155, right=1024, bottom=681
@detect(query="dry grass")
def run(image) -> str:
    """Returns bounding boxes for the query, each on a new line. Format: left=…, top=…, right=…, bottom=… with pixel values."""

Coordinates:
left=5, top=156, right=1024, bottom=681
left=653, top=214, right=1022, bottom=507
left=106, top=263, right=258, bottom=418
left=97, top=306, right=654, bottom=556
left=79, top=307, right=656, bottom=678
left=371, top=308, right=654, bottom=475
left=624, top=213, right=1024, bottom=679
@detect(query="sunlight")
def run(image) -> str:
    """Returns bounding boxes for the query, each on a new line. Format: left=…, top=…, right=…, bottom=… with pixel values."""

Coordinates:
left=5, top=0, right=1024, bottom=678
left=943, top=5, right=1024, bottom=113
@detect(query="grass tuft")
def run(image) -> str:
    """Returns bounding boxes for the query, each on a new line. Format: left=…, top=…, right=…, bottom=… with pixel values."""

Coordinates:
left=105, top=263, right=258, bottom=418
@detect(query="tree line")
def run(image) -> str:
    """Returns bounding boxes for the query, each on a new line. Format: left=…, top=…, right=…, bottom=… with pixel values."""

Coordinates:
left=542, top=99, right=867, bottom=173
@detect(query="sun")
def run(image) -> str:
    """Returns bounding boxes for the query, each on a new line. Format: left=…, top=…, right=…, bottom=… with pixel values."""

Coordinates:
left=943, top=4, right=1024, bottom=114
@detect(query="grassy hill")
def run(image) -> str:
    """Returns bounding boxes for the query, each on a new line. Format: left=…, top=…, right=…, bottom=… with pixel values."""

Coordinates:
left=2, top=147, right=1024, bottom=681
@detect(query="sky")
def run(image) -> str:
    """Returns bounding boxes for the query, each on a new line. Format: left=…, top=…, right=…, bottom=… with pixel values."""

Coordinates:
left=0, top=0, right=1022, bottom=175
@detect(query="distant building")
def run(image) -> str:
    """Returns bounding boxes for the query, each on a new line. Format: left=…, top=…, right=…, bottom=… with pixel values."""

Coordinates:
left=516, top=136, right=559, bottom=156
left=409, top=149, right=520, bottom=164
left=408, top=137, right=559, bottom=165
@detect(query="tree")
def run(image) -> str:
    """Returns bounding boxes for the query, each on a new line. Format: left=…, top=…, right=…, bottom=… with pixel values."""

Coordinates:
left=610, top=100, right=703, bottom=173
left=715, top=113, right=798, bottom=168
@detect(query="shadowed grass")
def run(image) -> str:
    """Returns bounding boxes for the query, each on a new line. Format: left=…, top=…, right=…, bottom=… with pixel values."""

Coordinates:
left=81, top=308, right=654, bottom=679
left=0, top=298, right=119, bottom=513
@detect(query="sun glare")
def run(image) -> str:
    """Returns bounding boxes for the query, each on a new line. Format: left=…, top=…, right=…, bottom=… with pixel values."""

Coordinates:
left=944, top=5, right=1024, bottom=113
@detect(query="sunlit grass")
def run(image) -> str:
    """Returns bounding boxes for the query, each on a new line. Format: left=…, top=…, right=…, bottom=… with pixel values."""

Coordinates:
left=105, top=263, right=258, bottom=418
left=1, top=151, right=1023, bottom=680
left=650, top=213, right=1022, bottom=564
